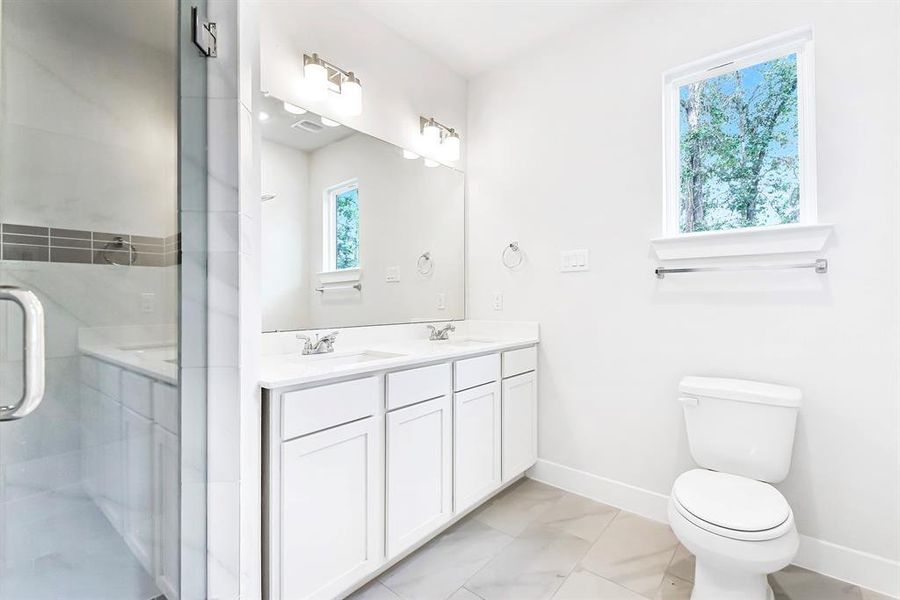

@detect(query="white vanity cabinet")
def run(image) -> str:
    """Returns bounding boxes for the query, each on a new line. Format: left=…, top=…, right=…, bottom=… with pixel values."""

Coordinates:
left=267, top=377, right=382, bottom=600
left=264, top=342, right=538, bottom=600
left=501, top=347, right=538, bottom=482
left=78, top=356, right=181, bottom=600
left=452, top=354, right=502, bottom=512
left=384, top=364, right=453, bottom=558
left=385, top=395, right=452, bottom=557
left=281, top=417, right=380, bottom=600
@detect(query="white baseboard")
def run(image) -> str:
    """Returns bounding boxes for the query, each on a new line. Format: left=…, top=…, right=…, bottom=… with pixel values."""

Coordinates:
left=527, top=459, right=900, bottom=599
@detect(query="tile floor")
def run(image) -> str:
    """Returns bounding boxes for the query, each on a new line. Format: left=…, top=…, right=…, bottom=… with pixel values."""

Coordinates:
left=349, top=478, right=892, bottom=600
left=0, top=499, right=160, bottom=600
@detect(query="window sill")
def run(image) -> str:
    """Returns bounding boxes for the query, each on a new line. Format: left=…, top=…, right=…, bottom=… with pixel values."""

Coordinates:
left=318, top=268, right=362, bottom=284
left=650, top=223, right=834, bottom=261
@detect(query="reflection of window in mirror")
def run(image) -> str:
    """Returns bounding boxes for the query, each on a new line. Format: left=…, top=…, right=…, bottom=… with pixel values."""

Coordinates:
left=323, top=179, right=360, bottom=271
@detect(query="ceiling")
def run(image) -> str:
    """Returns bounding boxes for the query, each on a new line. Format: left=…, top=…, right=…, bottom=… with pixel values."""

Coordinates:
left=259, top=95, right=355, bottom=152
left=356, top=1, right=622, bottom=78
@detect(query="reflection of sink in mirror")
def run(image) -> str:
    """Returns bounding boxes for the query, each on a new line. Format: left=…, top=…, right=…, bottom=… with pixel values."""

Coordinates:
left=118, top=343, right=178, bottom=363
left=299, top=350, right=405, bottom=367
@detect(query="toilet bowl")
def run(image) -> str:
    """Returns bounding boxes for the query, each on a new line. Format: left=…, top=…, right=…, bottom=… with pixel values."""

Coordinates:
left=669, top=469, right=799, bottom=600
left=670, top=377, right=802, bottom=600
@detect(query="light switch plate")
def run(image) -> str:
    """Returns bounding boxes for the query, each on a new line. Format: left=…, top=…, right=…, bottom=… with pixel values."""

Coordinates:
left=436, top=292, right=446, bottom=310
left=560, top=249, right=589, bottom=272
left=492, top=292, right=503, bottom=311
left=386, top=266, right=400, bottom=282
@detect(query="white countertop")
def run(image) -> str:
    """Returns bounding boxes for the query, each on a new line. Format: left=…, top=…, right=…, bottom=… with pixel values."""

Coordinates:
left=260, top=320, right=539, bottom=389
left=78, top=325, right=178, bottom=384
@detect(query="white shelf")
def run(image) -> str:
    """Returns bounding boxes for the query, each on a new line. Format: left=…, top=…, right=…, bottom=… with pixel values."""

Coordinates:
left=650, top=223, right=834, bottom=261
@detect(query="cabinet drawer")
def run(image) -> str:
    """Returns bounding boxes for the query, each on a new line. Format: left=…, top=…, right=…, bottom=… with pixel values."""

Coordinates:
left=282, top=377, right=379, bottom=440
left=386, top=363, right=451, bottom=411
left=454, top=354, right=500, bottom=391
left=502, top=346, right=537, bottom=378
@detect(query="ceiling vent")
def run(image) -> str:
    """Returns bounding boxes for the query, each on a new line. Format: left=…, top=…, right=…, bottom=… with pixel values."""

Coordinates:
left=292, top=119, right=323, bottom=133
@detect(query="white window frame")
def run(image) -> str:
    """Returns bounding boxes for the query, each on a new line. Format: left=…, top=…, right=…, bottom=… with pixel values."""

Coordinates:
left=660, top=27, right=818, bottom=240
left=322, top=178, right=359, bottom=273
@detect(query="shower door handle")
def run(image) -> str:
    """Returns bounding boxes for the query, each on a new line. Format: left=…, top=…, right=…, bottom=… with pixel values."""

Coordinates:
left=0, top=286, right=45, bottom=420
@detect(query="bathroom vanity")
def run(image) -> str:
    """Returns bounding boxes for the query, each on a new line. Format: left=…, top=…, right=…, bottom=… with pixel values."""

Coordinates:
left=261, top=322, right=538, bottom=600
left=77, top=327, right=180, bottom=600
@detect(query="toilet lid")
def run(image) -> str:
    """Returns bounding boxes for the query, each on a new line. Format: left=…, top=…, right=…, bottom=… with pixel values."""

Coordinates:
left=673, top=469, right=791, bottom=535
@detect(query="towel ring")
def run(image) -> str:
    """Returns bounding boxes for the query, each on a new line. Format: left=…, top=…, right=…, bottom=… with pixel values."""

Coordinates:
left=417, top=251, right=434, bottom=276
left=101, top=236, right=138, bottom=266
left=501, top=242, right=523, bottom=269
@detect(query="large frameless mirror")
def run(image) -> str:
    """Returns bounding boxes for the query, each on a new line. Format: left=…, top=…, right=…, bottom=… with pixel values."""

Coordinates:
left=260, top=95, right=465, bottom=331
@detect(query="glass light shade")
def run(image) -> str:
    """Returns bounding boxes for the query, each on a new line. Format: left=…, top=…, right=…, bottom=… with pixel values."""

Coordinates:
left=423, top=158, right=439, bottom=168
left=283, top=101, right=306, bottom=115
left=302, top=61, right=328, bottom=101
left=421, top=122, right=441, bottom=148
left=336, top=79, right=362, bottom=116
left=402, top=149, right=420, bottom=160
left=441, top=133, right=460, bottom=161
left=320, top=116, right=340, bottom=127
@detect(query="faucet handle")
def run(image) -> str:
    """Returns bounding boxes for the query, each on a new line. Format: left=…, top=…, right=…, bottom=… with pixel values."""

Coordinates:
left=295, top=333, right=313, bottom=354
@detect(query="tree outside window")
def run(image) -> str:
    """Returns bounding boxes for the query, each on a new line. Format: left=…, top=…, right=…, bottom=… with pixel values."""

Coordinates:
left=679, top=55, right=799, bottom=233
left=334, top=187, right=359, bottom=269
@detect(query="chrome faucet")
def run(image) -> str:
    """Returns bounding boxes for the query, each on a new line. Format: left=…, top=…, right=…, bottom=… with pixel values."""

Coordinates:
left=296, top=331, right=339, bottom=355
left=427, top=323, right=456, bottom=341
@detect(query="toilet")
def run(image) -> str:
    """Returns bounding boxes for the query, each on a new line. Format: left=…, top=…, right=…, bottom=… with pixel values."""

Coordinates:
left=669, top=376, right=802, bottom=600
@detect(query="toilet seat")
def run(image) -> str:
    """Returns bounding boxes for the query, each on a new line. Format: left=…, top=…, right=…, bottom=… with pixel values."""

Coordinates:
left=672, top=469, right=794, bottom=541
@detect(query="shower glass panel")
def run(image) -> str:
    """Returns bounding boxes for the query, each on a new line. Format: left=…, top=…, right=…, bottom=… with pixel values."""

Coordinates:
left=0, top=1, right=207, bottom=599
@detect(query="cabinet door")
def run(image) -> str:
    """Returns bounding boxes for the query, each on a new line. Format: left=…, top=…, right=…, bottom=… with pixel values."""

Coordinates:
left=385, top=396, right=452, bottom=558
left=454, top=382, right=501, bottom=512
left=124, top=408, right=153, bottom=573
left=502, top=371, right=537, bottom=482
left=281, top=417, right=380, bottom=600
left=154, top=424, right=180, bottom=600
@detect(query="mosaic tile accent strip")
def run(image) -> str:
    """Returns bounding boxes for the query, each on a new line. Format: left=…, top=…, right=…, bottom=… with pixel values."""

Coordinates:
left=0, top=223, right=180, bottom=267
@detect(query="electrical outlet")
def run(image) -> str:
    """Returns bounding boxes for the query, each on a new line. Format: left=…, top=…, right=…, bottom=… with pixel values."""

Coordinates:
left=140, top=292, right=155, bottom=314
left=436, top=292, right=446, bottom=310
left=492, top=292, right=503, bottom=311
left=560, top=249, right=589, bottom=272
left=386, top=266, right=400, bottom=282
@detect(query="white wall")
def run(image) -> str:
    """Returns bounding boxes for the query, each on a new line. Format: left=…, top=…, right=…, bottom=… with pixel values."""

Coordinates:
left=260, top=140, right=310, bottom=331
left=1, top=0, right=177, bottom=236
left=467, top=0, right=899, bottom=581
left=259, top=1, right=467, bottom=168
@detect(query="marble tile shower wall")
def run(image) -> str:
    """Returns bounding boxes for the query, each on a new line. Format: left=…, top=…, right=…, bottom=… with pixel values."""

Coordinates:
left=0, top=223, right=180, bottom=267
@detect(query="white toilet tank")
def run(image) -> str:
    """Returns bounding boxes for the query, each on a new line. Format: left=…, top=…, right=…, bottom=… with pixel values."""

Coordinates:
left=679, top=376, right=801, bottom=483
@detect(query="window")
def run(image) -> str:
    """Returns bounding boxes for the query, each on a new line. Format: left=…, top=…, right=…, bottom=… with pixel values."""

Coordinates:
left=663, top=29, right=816, bottom=237
left=323, top=180, right=359, bottom=271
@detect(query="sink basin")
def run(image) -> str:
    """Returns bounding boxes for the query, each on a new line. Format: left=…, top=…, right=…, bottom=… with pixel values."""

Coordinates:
left=299, top=350, right=405, bottom=367
left=433, top=338, right=495, bottom=349
left=118, top=343, right=178, bottom=363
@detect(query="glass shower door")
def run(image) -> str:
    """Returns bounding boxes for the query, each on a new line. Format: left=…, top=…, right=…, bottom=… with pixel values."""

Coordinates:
left=0, top=1, right=203, bottom=598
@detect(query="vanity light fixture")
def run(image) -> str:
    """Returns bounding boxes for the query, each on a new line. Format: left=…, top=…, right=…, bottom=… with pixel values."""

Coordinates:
left=320, top=116, right=340, bottom=127
left=302, top=52, right=363, bottom=116
left=283, top=101, right=307, bottom=115
left=441, top=130, right=460, bottom=162
left=402, top=149, right=420, bottom=160
left=419, top=116, right=460, bottom=162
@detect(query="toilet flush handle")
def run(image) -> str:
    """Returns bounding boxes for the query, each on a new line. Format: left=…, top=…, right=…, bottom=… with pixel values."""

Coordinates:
left=679, top=396, right=699, bottom=407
